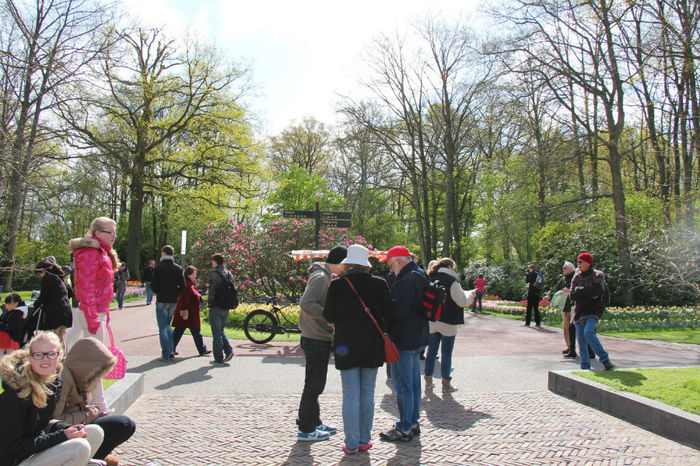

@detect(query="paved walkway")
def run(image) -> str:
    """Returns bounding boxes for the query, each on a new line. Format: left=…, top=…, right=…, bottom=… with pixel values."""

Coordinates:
left=110, top=300, right=700, bottom=464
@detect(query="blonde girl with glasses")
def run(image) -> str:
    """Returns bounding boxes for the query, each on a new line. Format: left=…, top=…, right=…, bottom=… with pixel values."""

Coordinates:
left=0, top=331, right=105, bottom=465
left=66, top=217, right=120, bottom=412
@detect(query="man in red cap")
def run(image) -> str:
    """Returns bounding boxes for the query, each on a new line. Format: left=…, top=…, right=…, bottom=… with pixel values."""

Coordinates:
left=378, top=245, right=428, bottom=442
left=570, top=252, right=615, bottom=370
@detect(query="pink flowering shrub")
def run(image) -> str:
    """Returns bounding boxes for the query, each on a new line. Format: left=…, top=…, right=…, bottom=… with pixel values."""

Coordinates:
left=189, top=218, right=367, bottom=302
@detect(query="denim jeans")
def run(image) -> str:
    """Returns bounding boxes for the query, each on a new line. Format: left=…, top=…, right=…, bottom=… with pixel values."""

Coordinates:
left=145, top=282, right=153, bottom=304
left=155, top=302, right=176, bottom=359
left=209, top=306, right=233, bottom=362
left=472, top=292, right=484, bottom=312
left=424, top=332, right=456, bottom=380
left=116, top=289, right=125, bottom=309
left=341, top=367, right=378, bottom=450
left=575, top=317, right=610, bottom=369
left=391, top=347, right=423, bottom=433
left=173, top=327, right=207, bottom=355
left=297, top=337, right=332, bottom=433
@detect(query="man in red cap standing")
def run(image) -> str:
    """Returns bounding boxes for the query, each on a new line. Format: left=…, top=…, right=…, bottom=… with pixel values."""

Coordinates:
left=570, top=252, right=615, bottom=370
left=378, top=245, right=428, bottom=442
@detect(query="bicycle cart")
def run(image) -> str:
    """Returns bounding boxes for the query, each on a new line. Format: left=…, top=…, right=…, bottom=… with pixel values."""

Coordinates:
left=243, top=296, right=301, bottom=344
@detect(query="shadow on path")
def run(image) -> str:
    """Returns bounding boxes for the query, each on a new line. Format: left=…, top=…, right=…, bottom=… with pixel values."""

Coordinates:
left=154, top=364, right=218, bottom=390
left=422, top=390, right=491, bottom=431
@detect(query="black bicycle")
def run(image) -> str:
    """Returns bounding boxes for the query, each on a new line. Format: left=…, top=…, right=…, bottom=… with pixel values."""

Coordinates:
left=243, top=295, right=301, bottom=344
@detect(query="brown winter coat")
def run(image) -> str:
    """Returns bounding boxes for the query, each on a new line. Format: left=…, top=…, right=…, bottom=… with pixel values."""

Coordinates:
left=53, top=337, right=116, bottom=424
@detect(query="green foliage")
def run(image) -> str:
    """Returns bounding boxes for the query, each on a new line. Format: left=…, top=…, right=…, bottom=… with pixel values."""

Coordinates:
left=462, top=261, right=529, bottom=301
left=266, top=166, right=343, bottom=215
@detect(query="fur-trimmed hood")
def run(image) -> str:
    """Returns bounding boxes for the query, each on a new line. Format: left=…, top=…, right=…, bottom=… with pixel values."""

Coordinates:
left=63, top=337, right=117, bottom=393
left=69, top=237, right=100, bottom=251
left=0, top=349, right=31, bottom=392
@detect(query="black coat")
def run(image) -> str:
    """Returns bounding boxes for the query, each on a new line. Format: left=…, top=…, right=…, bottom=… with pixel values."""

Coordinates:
left=151, top=257, right=186, bottom=303
left=142, top=265, right=154, bottom=283
left=431, top=271, right=464, bottom=325
left=33, top=273, right=72, bottom=330
left=0, top=370, right=70, bottom=466
left=0, top=307, right=24, bottom=344
left=324, top=269, right=395, bottom=370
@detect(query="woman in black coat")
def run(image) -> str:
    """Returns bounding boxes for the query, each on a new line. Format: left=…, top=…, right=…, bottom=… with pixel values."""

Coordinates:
left=32, top=260, right=73, bottom=346
left=323, top=245, right=394, bottom=455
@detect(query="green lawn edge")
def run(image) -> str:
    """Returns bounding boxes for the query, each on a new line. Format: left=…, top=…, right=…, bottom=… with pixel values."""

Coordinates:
left=573, top=367, right=700, bottom=416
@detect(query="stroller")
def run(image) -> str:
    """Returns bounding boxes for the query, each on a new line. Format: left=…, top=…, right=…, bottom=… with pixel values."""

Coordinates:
left=20, top=304, right=44, bottom=347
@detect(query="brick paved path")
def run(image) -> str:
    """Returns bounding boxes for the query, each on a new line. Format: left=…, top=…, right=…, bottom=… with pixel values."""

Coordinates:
left=121, top=391, right=698, bottom=465
left=109, top=300, right=700, bottom=464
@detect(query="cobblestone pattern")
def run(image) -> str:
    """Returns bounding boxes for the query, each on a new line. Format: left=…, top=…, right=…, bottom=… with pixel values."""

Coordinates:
left=119, top=390, right=698, bottom=465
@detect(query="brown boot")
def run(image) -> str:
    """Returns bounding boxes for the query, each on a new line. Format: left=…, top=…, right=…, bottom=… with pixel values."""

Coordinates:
left=442, top=379, right=457, bottom=392
left=424, top=375, right=434, bottom=389
left=104, top=454, right=119, bottom=466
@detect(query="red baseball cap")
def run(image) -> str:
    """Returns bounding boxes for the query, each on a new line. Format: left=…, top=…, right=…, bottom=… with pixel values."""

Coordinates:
left=577, top=252, right=594, bottom=266
left=379, top=245, right=411, bottom=263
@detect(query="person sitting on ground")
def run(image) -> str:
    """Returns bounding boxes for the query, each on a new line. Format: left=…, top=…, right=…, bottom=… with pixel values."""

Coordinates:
left=0, top=331, right=105, bottom=466
left=0, top=293, right=26, bottom=357
left=54, top=337, right=136, bottom=466
left=172, top=266, right=211, bottom=357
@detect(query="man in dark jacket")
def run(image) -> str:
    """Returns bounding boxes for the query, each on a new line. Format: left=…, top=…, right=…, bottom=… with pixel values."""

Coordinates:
left=570, top=252, right=615, bottom=371
left=525, top=264, right=542, bottom=327
left=296, top=245, right=347, bottom=441
left=142, top=260, right=155, bottom=305
left=207, top=253, right=236, bottom=365
left=378, top=245, right=428, bottom=442
left=151, top=245, right=186, bottom=361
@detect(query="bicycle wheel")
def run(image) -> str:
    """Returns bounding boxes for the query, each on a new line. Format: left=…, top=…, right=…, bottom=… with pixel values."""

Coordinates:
left=243, top=309, right=278, bottom=344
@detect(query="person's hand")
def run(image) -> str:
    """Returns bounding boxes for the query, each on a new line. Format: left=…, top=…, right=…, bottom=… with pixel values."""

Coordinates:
left=64, top=425, right=87, bottom=439
left=180, top=310, right=188, bottom=320
left=562, top=287, right=570, bottom=294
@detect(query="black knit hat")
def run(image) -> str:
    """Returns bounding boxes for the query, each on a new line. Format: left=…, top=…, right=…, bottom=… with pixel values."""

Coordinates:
left=326, top=245, right=348, bottom=264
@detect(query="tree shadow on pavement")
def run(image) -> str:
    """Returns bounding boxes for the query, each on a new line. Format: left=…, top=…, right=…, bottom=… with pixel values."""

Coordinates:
left=422, top=390, right=491, bottom=431
left=154, top=365, right=217, bottom=390
left=126, top=358, right=173, bottom=374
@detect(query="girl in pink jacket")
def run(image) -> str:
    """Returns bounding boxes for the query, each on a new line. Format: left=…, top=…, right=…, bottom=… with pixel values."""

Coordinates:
left=66, top=216, right=119, bottom=411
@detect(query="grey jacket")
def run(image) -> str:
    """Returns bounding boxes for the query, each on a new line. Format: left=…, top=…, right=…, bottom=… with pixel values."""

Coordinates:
left=298, top=262, right=334, bottom=342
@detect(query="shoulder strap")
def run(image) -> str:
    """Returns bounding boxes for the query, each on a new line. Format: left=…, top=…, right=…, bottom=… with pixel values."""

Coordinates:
left=411, top=270, right=429, bottom=285
left=343, top=277, right=384, bottom=337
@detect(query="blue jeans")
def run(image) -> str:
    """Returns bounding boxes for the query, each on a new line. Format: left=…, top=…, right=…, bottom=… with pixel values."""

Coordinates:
left=145, top=282, right=153, bottom=304
left=116, top=289, right=125, bottom=309
left=424, top=332, right=456, bottom=380
left=391, top=348, right=423, bottom=433
left=297, top=337, right=332, bottom=433
left=341, top=367, right=378, bottom=450
left=575, top=317, right=610, bottom=370
left=209, top=307, right=233, bottom=362
left=155, top=302, right=176, bottom=359
left=472, top=292, right=484, bottom=312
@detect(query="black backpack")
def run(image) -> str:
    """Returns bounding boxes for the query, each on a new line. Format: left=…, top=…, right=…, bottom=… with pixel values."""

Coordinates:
left=214, top=270, right=239, bottom=309
left=533, top=271, right=545, bottom=294
left=411, top=271, right=446, bottom=322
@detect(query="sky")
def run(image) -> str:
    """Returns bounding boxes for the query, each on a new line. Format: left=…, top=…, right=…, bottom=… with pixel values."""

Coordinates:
left=120, top=0, right=485, bottom=136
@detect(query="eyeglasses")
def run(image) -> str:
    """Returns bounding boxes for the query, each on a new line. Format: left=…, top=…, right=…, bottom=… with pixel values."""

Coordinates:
left=31, top=351, right=60, bottom=360
left=100, top=230, right=117, bottom=236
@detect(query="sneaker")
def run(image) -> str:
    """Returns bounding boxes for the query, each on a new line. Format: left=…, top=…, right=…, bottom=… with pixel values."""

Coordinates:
left=342, top=444, right=357, bottom=455
left=379, top=427, right=411, bottom=442
left=315, top=423, right=338, bottom=434
left=223, top=352, right=234, bottom=362
left=410, top=424, right=421, bottom=436
left=298, top=430, right=330, bottom=441
left=563, top=352, right=577, bottom=359
left=562, top=348, right=570, bottom=354
left=602, top=359, right=616, bottom=370
left=358, top=442, right=373, bottom=452
left=210, top=360, right=229, bottom=366
left=199, top=350, right=212, bottom=356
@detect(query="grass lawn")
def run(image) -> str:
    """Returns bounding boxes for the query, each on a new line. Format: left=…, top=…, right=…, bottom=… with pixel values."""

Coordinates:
left=599, top=328, right=700, bottom=345
left=574, top=367, right=700, bottom=415
left=197, top=325, right=302, bottom=343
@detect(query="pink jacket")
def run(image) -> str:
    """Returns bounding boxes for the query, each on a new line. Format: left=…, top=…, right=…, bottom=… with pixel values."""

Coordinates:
left=69, top=236, right=115, bottom=334
left=474, top=278, right=487, bottom=293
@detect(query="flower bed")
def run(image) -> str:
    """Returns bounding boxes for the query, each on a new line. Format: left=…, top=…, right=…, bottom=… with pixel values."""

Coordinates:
left=201, top=303, right=301, bottom=329
left=539, top=305, right=700, bottom=332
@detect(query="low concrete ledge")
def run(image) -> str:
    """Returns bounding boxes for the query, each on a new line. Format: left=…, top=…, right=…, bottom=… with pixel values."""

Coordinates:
left=549, top=369, right=700, bottom=449
left=105, top=372, right=144, bottom=415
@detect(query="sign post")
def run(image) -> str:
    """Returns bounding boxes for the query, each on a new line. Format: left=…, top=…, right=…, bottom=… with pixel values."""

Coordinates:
left=282, top=203, right=352, bottom=249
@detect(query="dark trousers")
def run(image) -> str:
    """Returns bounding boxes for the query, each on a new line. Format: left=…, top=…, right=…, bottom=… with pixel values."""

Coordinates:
left=173, top=326, right=207, bottom=354
left=297, top=336, right=331, bottom=433
left=93, top=415, right=136, bottom=459
left=525, top=294, right=541, bottom=325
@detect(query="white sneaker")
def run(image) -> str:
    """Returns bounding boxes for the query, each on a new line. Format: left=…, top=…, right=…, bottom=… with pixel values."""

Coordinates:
left=298, top=429, right=331, bottom=441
